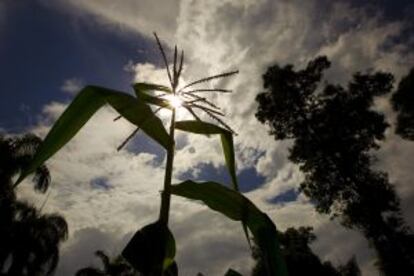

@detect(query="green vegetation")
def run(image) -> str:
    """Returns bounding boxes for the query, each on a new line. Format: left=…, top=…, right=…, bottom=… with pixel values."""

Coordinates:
left=0, top=134, right=68, bottom=275
left=14, top=34, right=287, bottom=275
left=256, top=57, right=414, bottom=275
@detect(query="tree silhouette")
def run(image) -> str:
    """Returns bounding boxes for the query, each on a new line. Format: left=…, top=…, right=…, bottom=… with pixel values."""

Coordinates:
left=1, top=133, right=51, bottom=194
left=251, top=227, right=360, bottom=276
left=337, top=257, right=361, bottom=276
left=76, top=251, right=139, bottom=276
left=392, top=67, right=414, bottom=140
left=255, top=57, right=414, bottom=275
left=0, top=134, right=68, bottom=275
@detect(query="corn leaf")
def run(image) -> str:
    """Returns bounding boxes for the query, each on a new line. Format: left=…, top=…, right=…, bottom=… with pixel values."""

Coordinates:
left=174, top=120, right=250, bottom=247
left=133, top=83, right=172, bottom=94
left=15, top=85, right=171, bottom=185
left=174, top=120, right=238, bottom=190
left=171, top=180, right=288, bottom=276
left=122, top=221, right=176, bottom=275
left=133, top=82, right=172, bottom=109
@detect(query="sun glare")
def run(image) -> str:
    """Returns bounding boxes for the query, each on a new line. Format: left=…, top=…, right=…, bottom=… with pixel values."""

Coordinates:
left=165, top=94, right=183, bottom=109
left=159, top=94, right=187, bottom=119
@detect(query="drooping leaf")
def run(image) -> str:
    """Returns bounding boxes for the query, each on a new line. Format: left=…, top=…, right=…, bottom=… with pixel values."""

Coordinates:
left=136, top=91, right=171, bottom=109
left=174, top=120, right=250, bottom=248
left=122, top=221, right=176, bottom=275
left=174, top=120, right=238, bottom=190
left=15, top=85, right=171, bottom=185
left=171, top=180, right=288, bottom=276
left=133, top=82, right=173, bottom=109
left=133, top=83, right=172, bottom=94
left=105, top=91, right=170, bottom=148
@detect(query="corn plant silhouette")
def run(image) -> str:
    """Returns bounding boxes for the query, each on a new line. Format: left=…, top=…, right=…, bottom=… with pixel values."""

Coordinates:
left=14, top=34, right=287, bottom=276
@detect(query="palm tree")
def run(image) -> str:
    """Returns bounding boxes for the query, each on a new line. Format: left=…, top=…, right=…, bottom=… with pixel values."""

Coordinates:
left=76, top=251, right=139, bottom=276
left=0, top=133, right=50, bottom=194
left=0, top=133, right=68, bottom=275
left=1, top=201, right=68, bottom=275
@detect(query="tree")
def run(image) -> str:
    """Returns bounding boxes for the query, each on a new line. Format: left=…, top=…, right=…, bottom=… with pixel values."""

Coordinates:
left=392, top=68, right=414, bottom=140
left=0, top=134, right=68, bottom=275
left=255, top=57, right=414, bottom=275
left=252, top=227, right=360, bottom=276
left=1, top=133, right=51, bottom=196
left=76, top=251, right=139, bottom=276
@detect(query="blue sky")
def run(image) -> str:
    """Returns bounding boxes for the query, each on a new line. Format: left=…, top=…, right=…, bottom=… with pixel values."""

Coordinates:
left=2, top=1, right=414, bottom=275
left=1, top=1, right=146, bottom=130
left=1, top=0, right=279, bottom=199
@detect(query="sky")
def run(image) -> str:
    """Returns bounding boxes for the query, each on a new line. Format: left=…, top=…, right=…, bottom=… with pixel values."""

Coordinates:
left=1, top=0, right=414, bottom=275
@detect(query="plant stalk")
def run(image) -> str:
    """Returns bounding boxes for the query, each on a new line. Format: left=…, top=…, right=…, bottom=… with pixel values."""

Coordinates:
left=159, top=108, right=176, bottom=224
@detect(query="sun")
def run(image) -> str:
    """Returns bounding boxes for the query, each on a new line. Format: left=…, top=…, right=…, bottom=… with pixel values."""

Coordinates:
left=165, top=94, right=183, bottom=109
left=158, top=94, right=187, bottom=119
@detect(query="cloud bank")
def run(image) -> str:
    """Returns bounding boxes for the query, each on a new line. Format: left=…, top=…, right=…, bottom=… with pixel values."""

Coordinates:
left=16, top=0, right=414, bottom=275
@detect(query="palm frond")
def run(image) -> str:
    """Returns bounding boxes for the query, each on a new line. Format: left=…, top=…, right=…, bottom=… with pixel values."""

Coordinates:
left=32, top=165, right=50, bottom=193
left=12, top=133, right=42, bottom=156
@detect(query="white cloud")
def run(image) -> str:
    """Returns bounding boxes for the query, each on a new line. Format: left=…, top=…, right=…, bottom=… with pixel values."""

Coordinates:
left=60, top=78, right=84, bottom=95
left=18, top=0, right=414, bottom=275
left=16, top=100, right=253, bottom=275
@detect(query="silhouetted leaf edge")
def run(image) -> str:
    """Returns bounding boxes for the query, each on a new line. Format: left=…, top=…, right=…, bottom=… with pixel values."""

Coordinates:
left=15, top=85, right=171, bottom=185
left=171, top=180, right=288, bottom=276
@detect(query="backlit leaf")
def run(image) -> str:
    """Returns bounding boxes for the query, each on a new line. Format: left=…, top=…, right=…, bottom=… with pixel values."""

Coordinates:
left=174, top=120, right=250, bottom=248
left=133, top=82, right=173, bottom=109
left=133, top=83, right=172, bottom=94
left=171, top=180, right=288, bottom=276
left=15, top=85, right=171, bottom=185
left=122, top=221, right=176, bottom=275
left=174, top=120, right=238, bottom=190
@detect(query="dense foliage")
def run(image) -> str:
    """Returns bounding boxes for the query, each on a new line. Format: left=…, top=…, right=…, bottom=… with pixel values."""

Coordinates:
left=252, top=227, right=361, bottom=276
left=392, top=68, right=414, bottom=140
left=0, top=134, right=68, bottom=275
left=256, top=57, right=414, bottom=275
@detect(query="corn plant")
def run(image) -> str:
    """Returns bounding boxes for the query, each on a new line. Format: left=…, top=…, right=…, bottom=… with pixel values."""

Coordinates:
left=15, top=34, right=287, bottom=276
